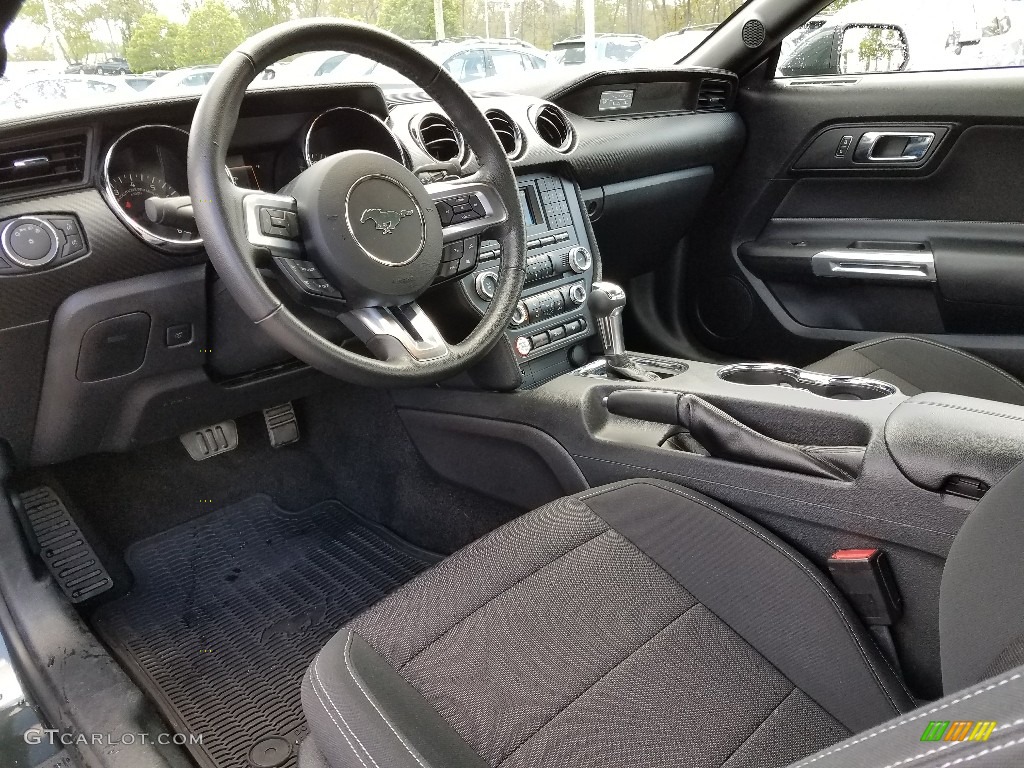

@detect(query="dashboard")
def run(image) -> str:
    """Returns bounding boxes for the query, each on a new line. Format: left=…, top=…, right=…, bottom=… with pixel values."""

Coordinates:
left=0, top=70, right=744, bottom=466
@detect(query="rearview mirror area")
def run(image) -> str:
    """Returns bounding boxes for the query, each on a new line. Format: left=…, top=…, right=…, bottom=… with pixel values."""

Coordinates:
left=839, top=24, right=910, bottom=74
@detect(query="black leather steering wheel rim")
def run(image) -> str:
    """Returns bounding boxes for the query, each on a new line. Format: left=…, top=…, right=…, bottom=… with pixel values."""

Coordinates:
left=188, top=19, right=526, bottom=387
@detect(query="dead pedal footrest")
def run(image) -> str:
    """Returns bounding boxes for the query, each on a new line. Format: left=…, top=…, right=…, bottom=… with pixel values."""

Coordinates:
left=20, top=486, right=113, bottom=603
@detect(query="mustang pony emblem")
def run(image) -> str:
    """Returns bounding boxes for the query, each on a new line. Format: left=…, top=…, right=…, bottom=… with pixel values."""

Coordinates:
left=360, top=208, right=414, bottom=235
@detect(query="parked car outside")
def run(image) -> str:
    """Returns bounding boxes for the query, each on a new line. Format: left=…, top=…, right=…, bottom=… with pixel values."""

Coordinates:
left=95, top=56, right=131, bottom=75
left=628, top=25, right=716, bottom=66
left=550, top=33, right=651, bottom=65
left=0, top=74, right=138, bottom=111
left=327, top=38, right=548, bottom=89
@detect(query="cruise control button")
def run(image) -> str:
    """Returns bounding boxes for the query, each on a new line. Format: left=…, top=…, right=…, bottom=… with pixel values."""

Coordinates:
left=442, top=240, right=464, bottom=262
left=463, top=237, right=479, bottom=262
left=439, top=260, right=459, bottom=278
left=450, top=211, right=479, bottom=225
left=457, top=249, right=478, bottom=273
left=292, top=260, right=323, bottom=278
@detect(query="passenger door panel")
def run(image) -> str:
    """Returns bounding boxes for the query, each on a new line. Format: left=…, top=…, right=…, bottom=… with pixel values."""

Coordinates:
left=686, top=69, right=1024, bottom=376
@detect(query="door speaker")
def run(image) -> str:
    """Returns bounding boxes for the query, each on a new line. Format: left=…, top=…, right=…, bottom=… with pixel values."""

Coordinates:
left=696, top=275, right=755, bottom=339
left=741, top=19, right=767, bottom=48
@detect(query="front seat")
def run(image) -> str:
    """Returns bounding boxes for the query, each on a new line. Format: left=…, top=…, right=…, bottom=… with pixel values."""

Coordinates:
left=299, top=473, right=1024, bottom=768
left=808, top=335, right=1024, bottom=405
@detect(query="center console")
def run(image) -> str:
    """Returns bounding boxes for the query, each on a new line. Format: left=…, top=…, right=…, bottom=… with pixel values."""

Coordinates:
left=458, top=172, right=598, bottom=386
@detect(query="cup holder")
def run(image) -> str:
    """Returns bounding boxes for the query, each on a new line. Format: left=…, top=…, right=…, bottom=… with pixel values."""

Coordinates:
left=718, top=363, right=898, bottom=401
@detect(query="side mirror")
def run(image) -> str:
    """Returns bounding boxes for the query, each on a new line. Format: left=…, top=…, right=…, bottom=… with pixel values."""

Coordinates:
left=838, top=24, right=909, bottom=74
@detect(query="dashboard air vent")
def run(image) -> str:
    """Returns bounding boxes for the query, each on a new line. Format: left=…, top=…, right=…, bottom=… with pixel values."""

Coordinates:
left=485, top=109, right=523, bottom=157
left=0, top=133, right=88, bottom=195
left=696, top=79, right=732, bottom=112
left=533, top=105, right=573, bottom=152
left=414, top=113, right=463, bottom=163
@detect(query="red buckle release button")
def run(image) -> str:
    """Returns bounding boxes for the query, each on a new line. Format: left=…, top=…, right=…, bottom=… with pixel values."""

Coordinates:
left=830, top=548, right=879, bottom=561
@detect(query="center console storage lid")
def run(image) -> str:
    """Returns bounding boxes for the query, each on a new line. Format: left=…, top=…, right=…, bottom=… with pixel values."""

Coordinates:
left=885, top=392, right=1024, bottom=494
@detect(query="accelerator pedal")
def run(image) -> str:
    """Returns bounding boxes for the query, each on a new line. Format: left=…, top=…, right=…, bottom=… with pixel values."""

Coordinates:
left=20, top=486, right=113, bottom=603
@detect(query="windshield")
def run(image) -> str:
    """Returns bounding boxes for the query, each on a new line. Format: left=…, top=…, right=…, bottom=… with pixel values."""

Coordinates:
left=1, top=0, right=749, bottom=118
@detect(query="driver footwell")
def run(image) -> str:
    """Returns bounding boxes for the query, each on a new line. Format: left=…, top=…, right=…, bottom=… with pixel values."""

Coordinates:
left=90, top=494, right=437, bottom=768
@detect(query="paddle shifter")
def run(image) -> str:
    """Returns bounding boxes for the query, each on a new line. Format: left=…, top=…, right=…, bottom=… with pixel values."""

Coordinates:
left=587, top=282, right=659, bottom=381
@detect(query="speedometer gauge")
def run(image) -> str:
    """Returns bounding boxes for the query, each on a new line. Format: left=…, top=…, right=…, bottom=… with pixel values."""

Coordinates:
left=101, top=125, right=203, bottom=253
left=109, top=172, right=196, bottom=242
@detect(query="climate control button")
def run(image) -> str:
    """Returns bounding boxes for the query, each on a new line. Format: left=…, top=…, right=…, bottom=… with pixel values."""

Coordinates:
left=568, top=246, right=592, bottom=274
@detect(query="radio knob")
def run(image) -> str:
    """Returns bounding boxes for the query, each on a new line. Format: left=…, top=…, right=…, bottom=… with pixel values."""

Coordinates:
left=569, top=283, right=587, bottom=306
left=475, top=270, right=499, bottom=300
left=568, top=246, right=592, bottom=274
left=511, top=301, right=529, bottom=327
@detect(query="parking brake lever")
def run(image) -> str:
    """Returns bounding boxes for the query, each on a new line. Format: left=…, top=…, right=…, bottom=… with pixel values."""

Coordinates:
left=605, top=390, right=863, bottom=481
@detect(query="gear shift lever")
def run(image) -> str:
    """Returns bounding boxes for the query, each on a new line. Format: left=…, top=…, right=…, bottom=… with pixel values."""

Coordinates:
left=588, top=282, right=658, bottom=381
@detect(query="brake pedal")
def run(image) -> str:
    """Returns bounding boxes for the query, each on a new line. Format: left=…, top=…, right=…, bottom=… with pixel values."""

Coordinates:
left=20, top=487, right=113, bottom=603
left=263, top=402, right=300, bottom=448
left=180, top=420, right=239, bottom=461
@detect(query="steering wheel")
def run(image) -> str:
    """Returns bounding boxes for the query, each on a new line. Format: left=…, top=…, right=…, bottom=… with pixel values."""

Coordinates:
left=188, top=20, right=526, bottom=387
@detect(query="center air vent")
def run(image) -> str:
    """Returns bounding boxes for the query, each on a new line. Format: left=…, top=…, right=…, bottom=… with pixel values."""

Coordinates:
left=0, top=132, right=89, bottom=196
left=413, top=113, right=463, bottom=163
left=485, top=109, right=523, bottom=157
left=696, top=79, right=732, bottom=112
left=533, top=105, right=574, bottom=153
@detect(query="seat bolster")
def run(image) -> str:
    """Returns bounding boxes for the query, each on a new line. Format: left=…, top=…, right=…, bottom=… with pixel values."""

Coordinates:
left=301, top=628, right=487, bottom=768
left=578, top=479, right=915, bottom=733
left=786, top=664, right=1024, bottom=768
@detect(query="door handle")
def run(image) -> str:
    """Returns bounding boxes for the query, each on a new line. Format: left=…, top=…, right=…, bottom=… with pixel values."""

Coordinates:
left=853, top=131, right=935, bottom=163
left=811, top=248, right=936, bottom=282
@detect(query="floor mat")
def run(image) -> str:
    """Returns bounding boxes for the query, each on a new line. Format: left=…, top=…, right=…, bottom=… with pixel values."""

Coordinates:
left=91, top=495, right=437, bottom=768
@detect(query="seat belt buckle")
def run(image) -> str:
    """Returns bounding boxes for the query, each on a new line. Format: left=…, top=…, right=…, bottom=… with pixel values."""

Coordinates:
left=827, top=548, right=903, bottom=625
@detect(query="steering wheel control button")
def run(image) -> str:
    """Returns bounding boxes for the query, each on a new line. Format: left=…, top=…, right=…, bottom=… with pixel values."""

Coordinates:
left=515, top=335, right=533, bottom=356
left=165, top=323, right=193, bottom=347
left=457, top=248, right=478, bottom=273
left=2, top=217, right=60, bottom=268
left=273, top=257, right=346, bottom=307
left=258, top=207, right=299, bottom=240
left=442, top=239, right=464, bottom=262
left=435, top=200, right=454, bottom=225
left=76, top=312, right=151, bottom=382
